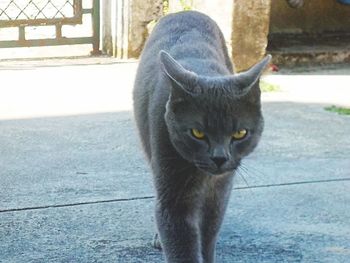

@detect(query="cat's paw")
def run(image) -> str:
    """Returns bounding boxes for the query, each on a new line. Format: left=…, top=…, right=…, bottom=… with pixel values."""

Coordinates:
left=152, top=233, right=162, bottom=250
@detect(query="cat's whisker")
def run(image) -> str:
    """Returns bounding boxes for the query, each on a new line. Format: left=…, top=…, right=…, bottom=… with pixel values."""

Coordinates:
left=238, top=164, right=285, bottom=207
left=235, top=168, right=258, bottom=198
left=240, top=162, right=270, bottom=185
left=236, top=168, right=251, bottom=188
left=236, top=167, right=252, bottom=186
left=242, top=162, right=267, bottom=177
left=238, top=165, right=265, bottom=187
left=239, top=164, right=260, bottom=181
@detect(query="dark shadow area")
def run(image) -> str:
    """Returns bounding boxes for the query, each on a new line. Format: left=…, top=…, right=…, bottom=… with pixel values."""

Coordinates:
left=268, top=0, right=350, bottom=67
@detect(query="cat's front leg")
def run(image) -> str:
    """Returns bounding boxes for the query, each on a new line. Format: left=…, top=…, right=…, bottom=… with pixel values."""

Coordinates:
left=156, top=204, right=203, bottom=263
left=201, top=176, right=233, bottom=263
left=200, top=208, right=222, bottom=263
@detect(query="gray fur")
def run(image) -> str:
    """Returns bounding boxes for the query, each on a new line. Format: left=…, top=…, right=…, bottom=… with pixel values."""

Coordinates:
left=133, top=11, right=270, bottom=263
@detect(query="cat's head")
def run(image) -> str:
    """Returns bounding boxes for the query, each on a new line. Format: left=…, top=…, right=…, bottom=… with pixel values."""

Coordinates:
left=160, top=51, right=271, bottom=176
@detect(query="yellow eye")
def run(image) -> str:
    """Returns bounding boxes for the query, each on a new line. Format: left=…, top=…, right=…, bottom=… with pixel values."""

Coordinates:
left=191, top=129, right=205, bottom=139
left=232, top=129, right=247, bottom=140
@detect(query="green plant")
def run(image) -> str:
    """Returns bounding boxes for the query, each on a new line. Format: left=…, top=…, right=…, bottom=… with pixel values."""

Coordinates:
left=325, top=105, right=350, bottom=115
left=163, top=0, right=169, bottom=14
left=179, top=0, right=193, bottom=10
left=260, top=81, right=281, bottom=92
left=163, top=0, right=193, bottom=14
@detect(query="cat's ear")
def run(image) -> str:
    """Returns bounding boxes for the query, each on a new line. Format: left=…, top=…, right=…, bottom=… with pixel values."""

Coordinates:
left=159, top=50, right=199, bottom=97
left=232, top=55, right=272, bottom=96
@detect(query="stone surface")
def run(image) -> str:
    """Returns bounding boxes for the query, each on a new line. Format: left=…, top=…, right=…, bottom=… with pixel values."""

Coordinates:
left=128, top=0, right=163, bottom=58
left=101, top=0, right=163, bottom=59
left=232, top=0, right=272, bottom=72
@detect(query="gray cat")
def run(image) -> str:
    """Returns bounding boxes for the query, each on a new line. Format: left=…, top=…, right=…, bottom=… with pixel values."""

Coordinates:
left=133, top=11, right=271, bottom=263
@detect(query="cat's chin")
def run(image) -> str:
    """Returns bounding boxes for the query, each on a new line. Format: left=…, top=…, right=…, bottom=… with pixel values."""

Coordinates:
left=196, top=166, right=235, bottom=177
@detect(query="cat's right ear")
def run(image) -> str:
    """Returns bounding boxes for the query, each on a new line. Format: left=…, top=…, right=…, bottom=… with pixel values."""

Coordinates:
left=159, top=50, right=199, bottom=98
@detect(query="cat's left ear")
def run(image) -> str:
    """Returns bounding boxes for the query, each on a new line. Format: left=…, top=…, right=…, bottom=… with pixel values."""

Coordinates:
left=159, top=50, right=199, bottom=96
left=232, top=55, right=272, bottom=96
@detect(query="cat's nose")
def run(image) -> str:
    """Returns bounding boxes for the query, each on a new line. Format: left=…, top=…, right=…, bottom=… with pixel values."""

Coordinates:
left=211, top=156, right=228, bottom=168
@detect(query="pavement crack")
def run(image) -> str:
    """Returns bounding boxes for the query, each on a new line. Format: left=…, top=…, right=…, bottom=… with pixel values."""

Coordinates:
left=1, top=178, right=350, bottom=214
left=0, top=196, right=155, bottom=213
left=233, top=177, right=350, bottom=190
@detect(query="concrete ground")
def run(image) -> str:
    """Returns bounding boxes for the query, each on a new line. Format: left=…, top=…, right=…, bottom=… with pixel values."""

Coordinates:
left=0, top=58, right=349, bottom=263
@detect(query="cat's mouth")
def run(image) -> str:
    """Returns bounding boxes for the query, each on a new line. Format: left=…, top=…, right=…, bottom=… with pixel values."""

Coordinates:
left=195, top=162, right=236, bottom=176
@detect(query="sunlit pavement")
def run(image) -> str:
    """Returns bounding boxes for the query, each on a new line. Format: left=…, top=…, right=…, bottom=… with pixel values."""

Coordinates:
left=1, top=58, right=349, bottom=262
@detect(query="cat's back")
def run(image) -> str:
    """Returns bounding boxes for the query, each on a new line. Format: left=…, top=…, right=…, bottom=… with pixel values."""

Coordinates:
left=140, top=11, right=228, bottom=65
left=146, top=10, right=222, bottom=48
left=135, top=11, right=231, bottom=94
left=133, top=11, right=231, bottom=158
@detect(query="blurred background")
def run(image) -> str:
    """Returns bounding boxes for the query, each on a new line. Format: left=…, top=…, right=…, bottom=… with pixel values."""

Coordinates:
left=0, top=0, right=349, bottom=66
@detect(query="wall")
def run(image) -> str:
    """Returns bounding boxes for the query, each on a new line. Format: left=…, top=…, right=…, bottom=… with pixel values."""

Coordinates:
left=101, top=0, right=272, bottom=69
left=270, top=0, right=350, bottom=34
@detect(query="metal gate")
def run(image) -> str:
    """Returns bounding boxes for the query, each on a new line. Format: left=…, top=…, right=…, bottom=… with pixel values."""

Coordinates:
left=0, top=0, right=100, bottom=54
